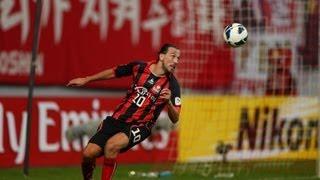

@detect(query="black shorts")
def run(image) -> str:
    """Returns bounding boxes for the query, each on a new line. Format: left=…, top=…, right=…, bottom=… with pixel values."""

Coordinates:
left=88, top=116, right=151, bottom=152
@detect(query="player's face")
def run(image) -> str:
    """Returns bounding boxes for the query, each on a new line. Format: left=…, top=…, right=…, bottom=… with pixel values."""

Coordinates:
left=160, top=47, right=180, bottom=73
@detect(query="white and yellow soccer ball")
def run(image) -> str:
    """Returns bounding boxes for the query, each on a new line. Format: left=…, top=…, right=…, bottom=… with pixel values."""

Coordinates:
left=223, top=23, right=248, bottom=47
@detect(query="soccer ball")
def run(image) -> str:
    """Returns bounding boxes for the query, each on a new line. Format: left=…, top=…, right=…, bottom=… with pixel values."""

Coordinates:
left=223, top=23, right=248, bottom=47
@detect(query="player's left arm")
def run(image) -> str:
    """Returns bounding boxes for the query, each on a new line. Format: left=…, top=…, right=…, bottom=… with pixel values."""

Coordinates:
left=160, top=79, right=181, bottom=124
left=167, top=96, right=181, bottom=124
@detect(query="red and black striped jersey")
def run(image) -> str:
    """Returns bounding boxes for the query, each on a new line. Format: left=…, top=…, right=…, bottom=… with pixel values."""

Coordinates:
left=111, top=61, right=181, bottom=127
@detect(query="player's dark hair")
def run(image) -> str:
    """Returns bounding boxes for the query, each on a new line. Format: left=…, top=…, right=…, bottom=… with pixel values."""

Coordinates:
left=157, top=43, right=179, bottom=62
left=158, top=43, right=179, bottom=55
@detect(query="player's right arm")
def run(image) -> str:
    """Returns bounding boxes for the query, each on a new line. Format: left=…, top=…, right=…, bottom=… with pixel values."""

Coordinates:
left=67, top=61, right=143, bottom=87
left=67, top=68, right=115, bottom=87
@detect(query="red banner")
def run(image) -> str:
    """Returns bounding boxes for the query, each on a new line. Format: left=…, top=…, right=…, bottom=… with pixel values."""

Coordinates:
left=0, top=0, right=233, bottom=89
left=0, top=97, right=177, bottom=167
left=0, top=0, right=181, bottom=88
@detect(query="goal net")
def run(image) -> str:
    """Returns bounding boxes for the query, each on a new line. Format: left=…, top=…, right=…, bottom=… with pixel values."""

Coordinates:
left=170, top=0, right=320, bottom=179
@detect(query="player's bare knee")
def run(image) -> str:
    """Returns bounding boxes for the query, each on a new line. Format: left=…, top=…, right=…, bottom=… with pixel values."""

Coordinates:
left=105, top=133, right=128, bottom=152
left=105, top=140, right=121, bottom=153
left=82, top=149, right=95, bottom=160
left=82, top=144, right=101, bottom=160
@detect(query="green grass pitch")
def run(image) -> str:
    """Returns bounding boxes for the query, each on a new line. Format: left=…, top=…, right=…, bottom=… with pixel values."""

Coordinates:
left=0, top=161, right=318, bottom=180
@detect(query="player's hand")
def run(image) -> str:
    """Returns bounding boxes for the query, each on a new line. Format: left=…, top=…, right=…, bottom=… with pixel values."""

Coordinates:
left=159, top=88, right=171, bottom=102
left=67, top=77, right=88, bottom=87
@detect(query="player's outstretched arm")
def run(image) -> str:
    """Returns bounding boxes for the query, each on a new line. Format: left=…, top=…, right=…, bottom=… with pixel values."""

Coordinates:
left=67, top=68, right=115, bottom=86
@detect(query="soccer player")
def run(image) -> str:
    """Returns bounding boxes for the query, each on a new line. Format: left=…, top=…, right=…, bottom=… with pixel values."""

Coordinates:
left=67, top=43, right=181, bottom=180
